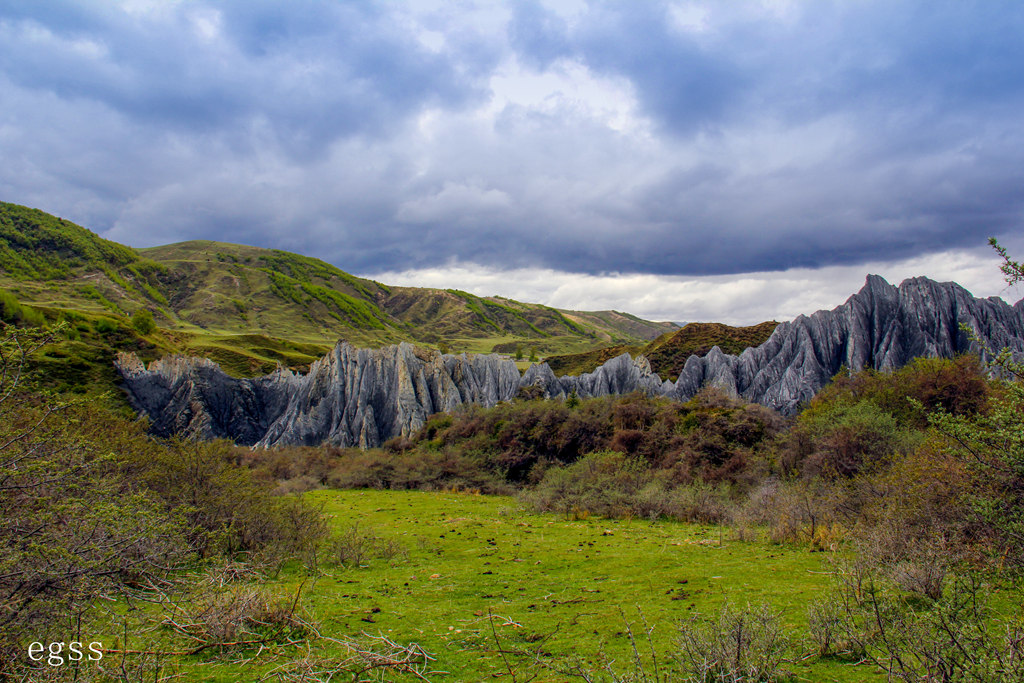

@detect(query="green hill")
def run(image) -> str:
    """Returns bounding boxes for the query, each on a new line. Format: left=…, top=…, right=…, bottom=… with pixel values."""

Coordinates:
left=0, top=201, right=678, bottom=394
left=545, top=321, right=779, bottom=380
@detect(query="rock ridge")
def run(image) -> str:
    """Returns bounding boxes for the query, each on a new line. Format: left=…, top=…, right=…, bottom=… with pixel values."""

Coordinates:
left=115, top=275, right=1024, bottom=447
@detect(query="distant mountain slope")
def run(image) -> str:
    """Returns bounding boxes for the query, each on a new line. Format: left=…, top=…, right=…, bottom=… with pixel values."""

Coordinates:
left=137, top=240, right=402, bottom=346
left=560, top=309, right=675, bottom=343
left=0, top=202, right=676, bottom=370
left=545, top=321, right=779, bottom=379
left=644, top=321, right=779, bottom=380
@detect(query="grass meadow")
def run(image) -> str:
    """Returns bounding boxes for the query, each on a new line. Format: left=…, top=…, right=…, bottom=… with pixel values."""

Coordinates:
left=103, top=489, right=882, bottom=682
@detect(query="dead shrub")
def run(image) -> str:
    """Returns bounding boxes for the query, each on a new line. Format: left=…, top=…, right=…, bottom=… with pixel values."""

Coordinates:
left=162, top=585, right=313, bottom=652
left=329, top=523, right=408, bottom=568
left=676, top=602, right=791, bottom=682
left=827, top=570, right=1024, bottom=682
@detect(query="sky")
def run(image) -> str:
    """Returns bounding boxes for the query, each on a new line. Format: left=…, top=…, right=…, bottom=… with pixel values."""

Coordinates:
left=1, top=0, right=1022, bottom=324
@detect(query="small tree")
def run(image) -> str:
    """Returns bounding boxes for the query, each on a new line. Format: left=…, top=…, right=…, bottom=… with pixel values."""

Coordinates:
left=514, top=346, right=523, bottom=361
left=566, top=389, right=580, bottom=409
left=131, top=307, right=156, bottom=334
left=529, top=347, right=538, bottom=362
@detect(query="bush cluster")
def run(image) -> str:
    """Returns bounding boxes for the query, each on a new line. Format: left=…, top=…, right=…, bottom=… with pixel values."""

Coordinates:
left=0, top=325, right=325, bottom=672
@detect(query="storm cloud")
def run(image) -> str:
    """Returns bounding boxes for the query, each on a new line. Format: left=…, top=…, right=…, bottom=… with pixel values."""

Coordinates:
left=1, top=0, right=1022, bottom=319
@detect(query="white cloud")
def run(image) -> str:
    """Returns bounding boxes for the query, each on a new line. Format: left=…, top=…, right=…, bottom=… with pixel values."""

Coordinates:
left=486, top=56, right=643, bottom=133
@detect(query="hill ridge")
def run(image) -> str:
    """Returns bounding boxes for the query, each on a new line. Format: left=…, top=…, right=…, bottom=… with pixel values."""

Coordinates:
left=0, top=202, right=676, bottom=359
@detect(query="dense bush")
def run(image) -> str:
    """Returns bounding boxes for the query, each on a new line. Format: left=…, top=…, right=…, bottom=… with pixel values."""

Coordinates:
left=0, top=289, right=46, bottom=326
left=131, top=307, right=156, bottom=334
left=405, top=389, right=783, bottom=487
left=524, top=451, right=736, bottom=523
left=0, top=324, right=325, bottom=672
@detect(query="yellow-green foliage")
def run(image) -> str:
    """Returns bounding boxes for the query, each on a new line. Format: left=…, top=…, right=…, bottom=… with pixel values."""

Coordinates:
left=0, top=201, right=137, bottom=279
left=0, top=289, right=45, bottom=326
left=545, top=321, right=778, bottom=379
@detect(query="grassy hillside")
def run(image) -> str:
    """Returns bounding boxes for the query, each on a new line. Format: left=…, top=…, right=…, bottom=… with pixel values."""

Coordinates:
left=545, top=320, right=779, bottom=379
left=137, top=240, right=402, bottom=346
left=0, top=202, right=140, bottom=279
left=644, top=320, right=779, bottom=380
left=0, top=202, right=676, bottom=365
left=0, top=297, right=333, bottom=410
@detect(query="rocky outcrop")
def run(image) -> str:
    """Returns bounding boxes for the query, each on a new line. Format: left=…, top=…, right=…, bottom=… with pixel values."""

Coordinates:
left=664, top=275, right=1024, bottom=413
left=116, top=275, right=1024, bottom=446
left=117, top=342, right=522, bottom=448
left=114, top=352, right=301, bottom=444
left=520, top=352, right=672, bottom=399
left=253, top=343, right=521, bottom=448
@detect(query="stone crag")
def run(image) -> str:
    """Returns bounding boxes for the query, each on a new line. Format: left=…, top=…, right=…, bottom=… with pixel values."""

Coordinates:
left=116, top=275, right=1024, bottom=447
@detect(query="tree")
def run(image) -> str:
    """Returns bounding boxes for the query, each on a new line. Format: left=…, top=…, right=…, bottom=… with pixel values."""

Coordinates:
left=990, top=236, right=1024, bottom=286
left=131, top=307, right=156, bottom=334
left=926, top=239, right=1024, bottom=568
left=566, top=389, right=580, bottom=409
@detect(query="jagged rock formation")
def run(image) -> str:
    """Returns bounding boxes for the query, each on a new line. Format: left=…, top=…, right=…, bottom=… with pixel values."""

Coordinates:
left=664, top=275, right=1024, bottom=413
left=117, top=275, right=1024, bottom=447
left=117, top=342, right=522, bottom=448
left=521, top=352, right=672, bottom=399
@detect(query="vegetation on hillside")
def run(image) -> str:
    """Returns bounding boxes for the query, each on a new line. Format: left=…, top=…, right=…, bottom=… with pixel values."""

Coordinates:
left=0, top=203, right=676, bottom=373
left=546, top=320, right=778, bottom=379
left=0, top=202, right=138, bottom=279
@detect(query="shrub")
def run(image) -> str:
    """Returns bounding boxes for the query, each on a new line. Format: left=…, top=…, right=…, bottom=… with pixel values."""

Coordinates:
left=0, top=290, right=45, bottom=326
left=133, top=438, right=327, bottom=559
left=676, top=602, right=791, bottom=683
left=131, top=307, right=156, bottom=334
left=0, top=327, right=192, bottom=667
left=828, top=570, right=1024, bottom=682
left=329, top=523, right=408, bottom=568
left=93, top=317, right=119, bottom=333
left=523, top=451, right=653, bottom=519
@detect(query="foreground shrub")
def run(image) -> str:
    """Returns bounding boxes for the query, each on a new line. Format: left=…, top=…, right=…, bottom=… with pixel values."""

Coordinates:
left=0, top=327, right=194, bottom=669
left=0, top=324, right=327, bottom=672
left=163, top=585, right=314, bottom=651
left=524, top=451, right=736, bottom=523
left=928, top=358, right=1024, bottom=571
left=677, top=602, right=791, bottom=683
left=131, top=437, right=327, bottom=559
left=827, top=570, right=1024, bottom=682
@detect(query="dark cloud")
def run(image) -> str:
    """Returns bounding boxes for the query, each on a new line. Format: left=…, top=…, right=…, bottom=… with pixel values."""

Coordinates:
left=0, top=1, right=492, bottom=157
left=1, top=0, right=1023, bottom=281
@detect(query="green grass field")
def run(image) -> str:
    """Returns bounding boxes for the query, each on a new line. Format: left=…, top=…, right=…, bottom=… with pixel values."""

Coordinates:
left=98, top=489, right=883, bottom=682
